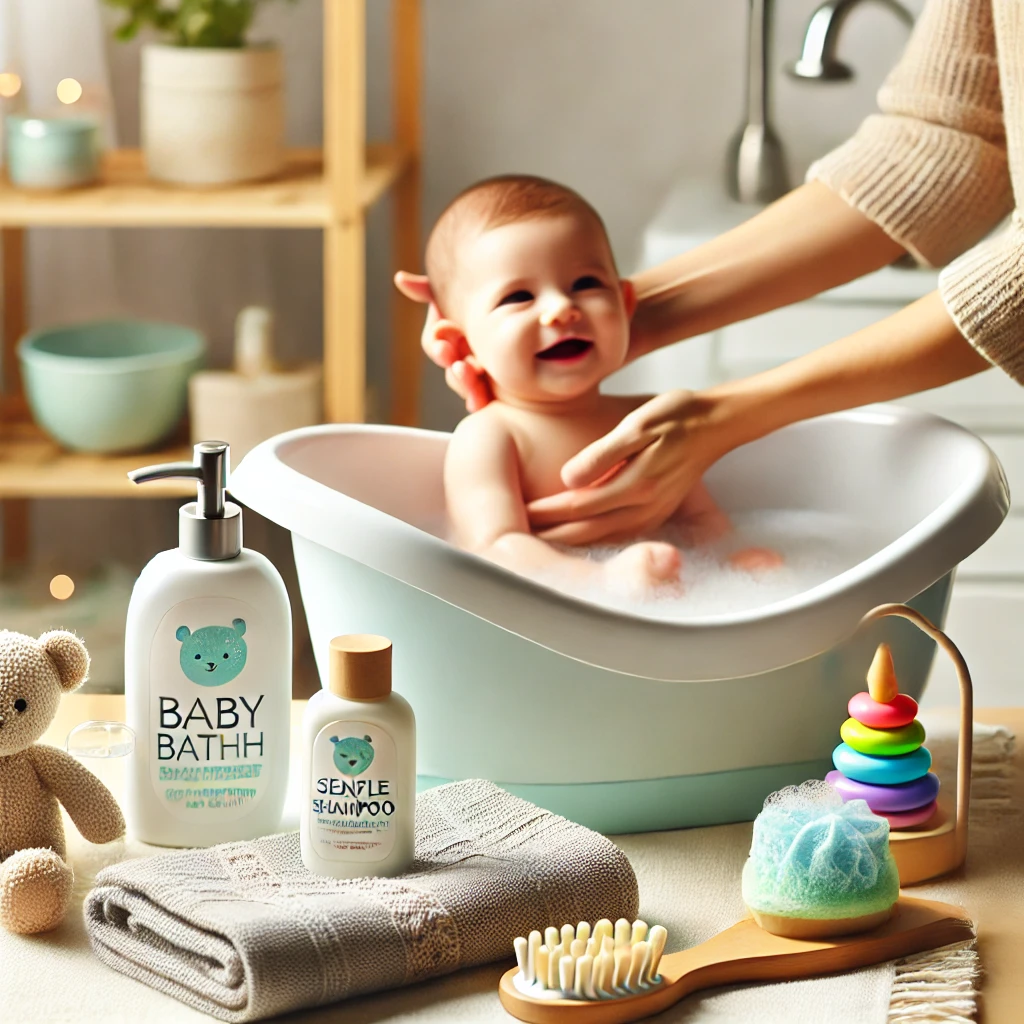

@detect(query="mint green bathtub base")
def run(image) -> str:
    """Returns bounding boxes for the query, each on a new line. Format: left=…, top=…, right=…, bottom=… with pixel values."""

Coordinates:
left=418, top=758, right=835, bottom=834
left=411, top=577, right=952, bottom=834
left=295, top=530, right=953, bottom=833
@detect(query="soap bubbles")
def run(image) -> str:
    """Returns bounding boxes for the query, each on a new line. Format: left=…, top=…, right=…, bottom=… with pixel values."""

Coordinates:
left=742, top=780, right=899, bottom=920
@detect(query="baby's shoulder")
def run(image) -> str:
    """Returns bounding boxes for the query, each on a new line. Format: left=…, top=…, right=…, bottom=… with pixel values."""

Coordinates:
left=451, top=404, right=515, bottom=441
left=448, top=405, right=518, bottom=459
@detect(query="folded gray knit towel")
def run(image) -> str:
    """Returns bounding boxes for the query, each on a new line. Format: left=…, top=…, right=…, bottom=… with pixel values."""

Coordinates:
left=84, top=780, right=638, bottom=1022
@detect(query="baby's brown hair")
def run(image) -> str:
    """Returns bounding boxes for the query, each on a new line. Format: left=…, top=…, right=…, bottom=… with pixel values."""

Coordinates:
left=425, top=174, right=612, bottom=314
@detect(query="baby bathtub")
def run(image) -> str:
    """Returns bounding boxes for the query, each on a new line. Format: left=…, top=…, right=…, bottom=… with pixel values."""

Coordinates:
left=231, top=407, right=1008, bottom=833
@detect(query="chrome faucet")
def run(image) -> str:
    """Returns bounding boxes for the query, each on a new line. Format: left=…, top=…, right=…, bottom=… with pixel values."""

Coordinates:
left=726, top=0, right=790, bottom=205
left=788, top=0, right=914, bottom=82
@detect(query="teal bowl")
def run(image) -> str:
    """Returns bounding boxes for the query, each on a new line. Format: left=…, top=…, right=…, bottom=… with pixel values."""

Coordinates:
left=4, top=116, right=101, bottom=190
left=18, top=321, right=205, bottom=453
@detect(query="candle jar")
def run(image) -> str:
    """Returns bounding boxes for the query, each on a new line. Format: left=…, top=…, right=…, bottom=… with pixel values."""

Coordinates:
left=4, top=115, right=100, bottom=189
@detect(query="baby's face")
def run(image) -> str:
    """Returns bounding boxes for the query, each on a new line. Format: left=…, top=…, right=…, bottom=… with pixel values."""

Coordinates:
left=449, top=214, right=632, bottom=403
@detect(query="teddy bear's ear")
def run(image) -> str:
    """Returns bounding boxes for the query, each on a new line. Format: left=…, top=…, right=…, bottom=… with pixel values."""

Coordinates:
left=176, top=626, right=191, bottom=642
left=330, top=736, right=340, bottom=745
left=39, top=630, right=90, bottom=693
left=232, top=618, right=246, bottom=637
left=364, top=736, right=372, bottom=743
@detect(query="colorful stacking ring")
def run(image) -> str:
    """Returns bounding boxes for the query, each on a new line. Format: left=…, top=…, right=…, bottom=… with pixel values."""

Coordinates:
left=880, top=801, right=938, bottom=829
left=831, top=742, right=932, bottom=785
left=840, top=717, right=925, bottom=756
left=826, top=769, right=940, bottom=812
left=848, top=690, right=918, bottom=729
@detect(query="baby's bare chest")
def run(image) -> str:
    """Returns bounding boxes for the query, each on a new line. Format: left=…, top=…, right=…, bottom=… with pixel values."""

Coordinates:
left=507, top=406, right=636, bottom=502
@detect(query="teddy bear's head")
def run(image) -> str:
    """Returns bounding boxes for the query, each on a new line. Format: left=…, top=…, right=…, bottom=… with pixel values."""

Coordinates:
left=0, top=630, right=89, bottom=756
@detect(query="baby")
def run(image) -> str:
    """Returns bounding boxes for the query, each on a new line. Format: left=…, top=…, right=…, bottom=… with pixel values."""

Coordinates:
left=422, top=174, right=779, bottom=595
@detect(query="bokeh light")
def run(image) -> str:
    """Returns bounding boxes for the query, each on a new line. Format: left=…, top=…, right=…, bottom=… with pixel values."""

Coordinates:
left=50, top=574, right=75, bottom=600
left=56, top=78, right=83, bottom=105
left=0, top=72, right=21, bottom=98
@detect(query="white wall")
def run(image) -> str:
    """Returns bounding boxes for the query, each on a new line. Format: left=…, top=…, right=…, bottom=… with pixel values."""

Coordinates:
left=9, top=0, right=923, bottom=664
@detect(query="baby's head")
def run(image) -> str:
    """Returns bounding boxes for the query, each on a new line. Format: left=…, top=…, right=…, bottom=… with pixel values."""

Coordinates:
left=425, top=175, right=635, bottom=404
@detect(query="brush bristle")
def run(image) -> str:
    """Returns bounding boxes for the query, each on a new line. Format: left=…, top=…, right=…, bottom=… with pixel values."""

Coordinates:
left=512, top=918, right=668, bottom=1001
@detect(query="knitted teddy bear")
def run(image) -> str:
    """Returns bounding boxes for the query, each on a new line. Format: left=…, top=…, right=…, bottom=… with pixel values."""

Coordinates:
left=0, top=629, right=125, bottom=934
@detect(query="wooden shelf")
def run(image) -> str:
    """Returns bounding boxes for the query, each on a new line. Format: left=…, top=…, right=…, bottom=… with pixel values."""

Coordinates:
left=0, top=144, right=408, bottom=229
left=0, top=0, right=423, bottom=563
left=0, top=421, right=197, bottom=499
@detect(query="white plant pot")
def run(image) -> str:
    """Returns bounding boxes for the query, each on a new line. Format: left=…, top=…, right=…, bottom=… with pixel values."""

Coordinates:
left=141, top=44, right=284, bottom=186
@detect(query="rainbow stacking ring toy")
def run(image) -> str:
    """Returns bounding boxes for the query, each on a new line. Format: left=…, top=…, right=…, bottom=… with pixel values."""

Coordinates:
left=828, top=643, right=939, bottom=828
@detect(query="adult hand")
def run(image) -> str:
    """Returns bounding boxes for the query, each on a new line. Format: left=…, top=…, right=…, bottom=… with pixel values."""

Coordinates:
left=394, top=271, right=493, bottom=412
left=526, top=390, right=738, bottom=545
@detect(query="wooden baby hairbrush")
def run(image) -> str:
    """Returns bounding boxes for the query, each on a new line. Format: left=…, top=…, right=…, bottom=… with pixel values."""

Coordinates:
left=498, top=898, right=972, bottom=1024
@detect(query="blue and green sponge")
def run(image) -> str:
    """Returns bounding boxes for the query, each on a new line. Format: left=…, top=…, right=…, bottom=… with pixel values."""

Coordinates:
left=742, top=780, right=899, bottom=934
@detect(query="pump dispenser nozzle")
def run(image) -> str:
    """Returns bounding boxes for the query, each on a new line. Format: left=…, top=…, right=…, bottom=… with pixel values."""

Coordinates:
left=129, top=441, right=242, bottom=560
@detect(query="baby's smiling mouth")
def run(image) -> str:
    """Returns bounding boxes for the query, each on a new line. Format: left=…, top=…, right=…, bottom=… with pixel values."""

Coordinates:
left=536, top=338, right=594, bottom=362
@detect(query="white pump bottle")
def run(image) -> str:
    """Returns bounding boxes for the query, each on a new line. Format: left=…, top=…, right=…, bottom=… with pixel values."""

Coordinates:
left=124, top=441, right=291, bottom=847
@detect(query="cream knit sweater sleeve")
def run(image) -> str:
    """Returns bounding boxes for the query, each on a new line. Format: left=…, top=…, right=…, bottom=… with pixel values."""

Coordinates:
left=808, top=0, right=1024, bottom=382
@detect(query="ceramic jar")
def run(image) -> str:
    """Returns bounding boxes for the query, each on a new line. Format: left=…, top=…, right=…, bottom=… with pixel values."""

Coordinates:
left=141, top=44, right=284, bottom=186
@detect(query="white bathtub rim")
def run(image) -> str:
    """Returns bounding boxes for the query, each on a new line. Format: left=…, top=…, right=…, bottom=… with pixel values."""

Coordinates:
left=230, top=407, right=1008, bottom=681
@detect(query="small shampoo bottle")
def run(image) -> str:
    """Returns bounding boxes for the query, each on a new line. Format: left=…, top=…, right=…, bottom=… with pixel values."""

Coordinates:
left=301, top=635, right=416, bottom=878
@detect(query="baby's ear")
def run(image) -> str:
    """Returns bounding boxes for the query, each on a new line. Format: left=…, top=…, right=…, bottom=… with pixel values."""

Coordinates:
left=621, top=279, right=637, bottom=319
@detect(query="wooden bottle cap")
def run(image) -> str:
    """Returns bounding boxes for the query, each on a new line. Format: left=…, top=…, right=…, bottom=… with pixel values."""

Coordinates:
left=329, top=634, right=392, bottom=700
left=867, top=643, right=899, bottom=703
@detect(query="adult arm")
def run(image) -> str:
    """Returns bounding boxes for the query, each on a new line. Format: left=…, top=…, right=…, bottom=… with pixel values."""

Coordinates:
left=398, top=183, right=905, bottom=404
left=531, top=0, right=1017, bottom=542
left=529, top=291, right=990, bottom=544
left=633, top=0, right=1012, bottom=359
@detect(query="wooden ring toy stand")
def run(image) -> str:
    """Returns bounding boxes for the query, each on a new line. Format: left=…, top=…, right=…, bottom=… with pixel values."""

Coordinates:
left=860, top=603, right=972, bottom=886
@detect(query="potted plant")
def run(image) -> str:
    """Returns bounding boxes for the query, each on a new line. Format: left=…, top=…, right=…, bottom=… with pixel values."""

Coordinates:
left=104, top=0, right=297, bottom=185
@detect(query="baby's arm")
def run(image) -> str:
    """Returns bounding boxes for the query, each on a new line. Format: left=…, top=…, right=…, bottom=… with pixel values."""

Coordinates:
left=445, top=412, right=596, bottom=578
left=445, top=413, right=680, bottom=592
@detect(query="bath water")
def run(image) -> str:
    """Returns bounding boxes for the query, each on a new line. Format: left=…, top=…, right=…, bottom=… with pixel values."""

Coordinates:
left=564, top=510, right=891, bottom=619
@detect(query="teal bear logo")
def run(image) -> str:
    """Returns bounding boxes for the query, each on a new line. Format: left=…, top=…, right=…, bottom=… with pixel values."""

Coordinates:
left=331, top=735, right=374, bottom=776
left=176, top=619, right=247, bottom=686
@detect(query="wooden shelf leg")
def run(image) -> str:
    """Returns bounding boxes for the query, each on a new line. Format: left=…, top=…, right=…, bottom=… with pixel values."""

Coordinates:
left=323, top=220, right=366, bottom=423
left=322, top=0, right=366, bottom=423
left=2, top=226, right=26, bottom=420
left=390, top=0, right=423, bottom=426
left=391, top=164, right=421, bottom=426
left=1, top=499, right=30, bottom=569
left=2, top=226, right=30, bottom=568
